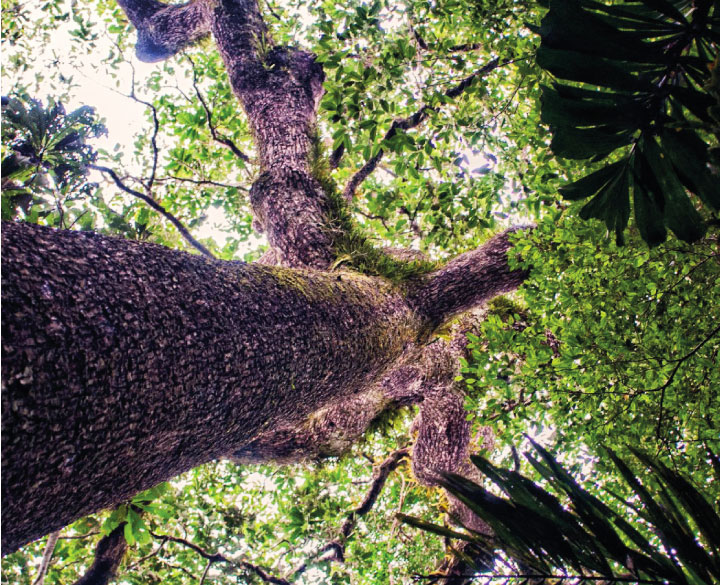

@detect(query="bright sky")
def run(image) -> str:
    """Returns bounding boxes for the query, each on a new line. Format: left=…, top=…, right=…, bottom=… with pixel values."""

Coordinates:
left=3, top=6, right=237, bottom=245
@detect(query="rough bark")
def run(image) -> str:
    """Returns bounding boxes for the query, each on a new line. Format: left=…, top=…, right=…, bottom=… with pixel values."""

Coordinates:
left=118, top=0, right=332, bottom=269
left=73, top=524, right=129, bottom=585
left=1, top=221, right=418, bottom=554
left=407, top=228, right=529, bottom=331
left=2, top=0, right=532, bottom=559
left=206, top=0, right=332, bottom=269
left=116, top=0, right=209, bottom=63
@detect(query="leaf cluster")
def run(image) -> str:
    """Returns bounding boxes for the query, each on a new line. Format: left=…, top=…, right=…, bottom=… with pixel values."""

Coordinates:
left=1, top=94, right=106, bottom=224
left=404, top=439, right=720, bottom=584
left=536, top=0, right=720, bottom=245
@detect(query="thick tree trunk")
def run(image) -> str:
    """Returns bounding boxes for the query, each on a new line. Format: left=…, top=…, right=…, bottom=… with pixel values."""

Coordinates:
left=1, top=221, right=418, bottom=554
left=2, top=0, right=530, bottom=559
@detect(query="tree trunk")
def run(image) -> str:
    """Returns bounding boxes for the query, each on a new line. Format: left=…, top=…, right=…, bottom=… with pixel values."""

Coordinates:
left=1, top=0, right=530, bottom=558
left=1, top=221, right=418, bottom=554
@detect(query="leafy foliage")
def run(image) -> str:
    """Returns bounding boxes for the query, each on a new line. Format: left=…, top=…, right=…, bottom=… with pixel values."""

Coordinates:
left=462, top=214, right=720, bottom=484
left=403, top=440, right=720, bottom=584
left=536, top=0, right=720, bottom=245
left=1, top=95, right=105, bottom=225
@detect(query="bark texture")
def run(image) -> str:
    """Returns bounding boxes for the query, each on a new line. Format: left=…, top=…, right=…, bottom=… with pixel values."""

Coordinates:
left=73, top=524, right=129, bottom=585
left=1, top=221, right=418, bottom=554
left=116, top=0, right=208, bottom=63
left=205, top=0, right=332, bottom=269
left=2, top=0, right=531, bottom=560
left=407, top=228, right=529, bottom=331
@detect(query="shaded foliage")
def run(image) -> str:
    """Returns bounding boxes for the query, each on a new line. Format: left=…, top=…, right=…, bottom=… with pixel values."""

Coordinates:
left=536, top=0, right=720, bottom=245
left=403, top=440, right=720, bottom=584
left=1, top=95, right=105, bottom=225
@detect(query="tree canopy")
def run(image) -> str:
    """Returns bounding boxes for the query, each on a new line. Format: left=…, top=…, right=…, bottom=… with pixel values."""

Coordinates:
left=2, top=0, right=719, bottom=584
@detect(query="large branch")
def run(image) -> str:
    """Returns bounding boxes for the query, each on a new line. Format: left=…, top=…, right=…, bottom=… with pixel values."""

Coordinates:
left=407, top=228, right=529, bottom=331
left=116, top=0, right=209, bottom=62
left=1, top=221, right=419, bottom=553
left=341, top=58, right=503, bottom=201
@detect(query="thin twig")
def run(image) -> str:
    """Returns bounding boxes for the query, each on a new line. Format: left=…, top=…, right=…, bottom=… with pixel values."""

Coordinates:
left=156, top=175, right=248, bottom=190
left=32, top=531, right=60, bottom=585
left=655, top=322, right=720, bottom=438
left=127, top=537, right=168, bottom=569
left=356, top=209, right=391, bottom=231
left=198, top=560, right=212, bottom=585
left=67, top=210, right=90, bottom=230
left=187, top=55, right=252, bottom=163
left=410, top=25, right=482, bottom=54
left=341, top=57, right=515, bottom=201
left=90, top=164, right=215, bottom=258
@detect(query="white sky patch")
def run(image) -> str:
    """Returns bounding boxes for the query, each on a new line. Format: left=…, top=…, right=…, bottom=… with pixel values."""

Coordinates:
left=3, top=4, right=240, bottom=248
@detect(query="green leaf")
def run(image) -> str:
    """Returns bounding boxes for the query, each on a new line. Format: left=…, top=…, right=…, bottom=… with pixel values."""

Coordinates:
left=395, top=514, right=473, bottom=541
left=541, top=0, right=665, bottom=63
left=123, top=521, right=135, bottom=547
left=560, top=159, right=626, bottom=201
left=550, top=125, right=635, bottom=160
left=537, top=47, right=652, bottom=91
left=629, top=447, right=720, bottom=562
left=577, top=161, right=631, bottom=244
left=640, top=136, right=706, bottom=243
left=632, top=154, right=667, bottom=246
left=540, top=86, right=638, bottom=128
left=661, top=129, right=720, bottom=210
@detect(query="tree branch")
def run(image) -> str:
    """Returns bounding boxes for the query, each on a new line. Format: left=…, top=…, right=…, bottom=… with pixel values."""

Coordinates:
left=149, top=531, right=290, bottom=585
left=655, top=322, right=720, bottom=438
left=156, top=175, right=247, bottom=190
left=289, top=448, right=409, bottom=580
left=407, top=227, right=530, bottom=331
left=410, top=24, right=482, bottom=54
left=90, top=164, right=215, bottom=258
left=31, top=531, right=60, bottom=585
left=341, top=58, right=503, bottom=201
left=128, top=84, right=161, bottom=191
left=187, top=55, right=252, bottom=163
left=72, top=524, right=129, bottom=585
left=116, top=0, right=209, bottom=63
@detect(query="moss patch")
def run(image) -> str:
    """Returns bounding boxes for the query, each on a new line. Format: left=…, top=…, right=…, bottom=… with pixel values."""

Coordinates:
left=308, top=133, right=439, bottom=283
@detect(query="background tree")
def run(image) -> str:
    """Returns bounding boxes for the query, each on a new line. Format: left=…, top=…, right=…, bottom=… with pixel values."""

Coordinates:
left=2, top=0, right=719, bottom=584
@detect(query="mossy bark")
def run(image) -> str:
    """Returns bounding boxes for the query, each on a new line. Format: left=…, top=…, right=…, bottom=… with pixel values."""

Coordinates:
left=1, top=0, right=531, bottom=558
left=1, top=221, right=419, bottom=554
